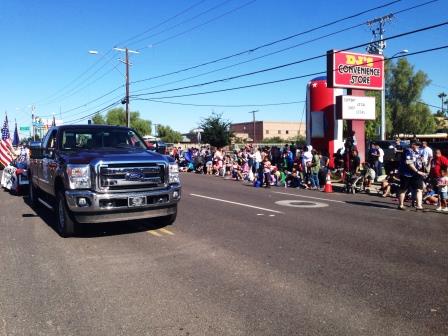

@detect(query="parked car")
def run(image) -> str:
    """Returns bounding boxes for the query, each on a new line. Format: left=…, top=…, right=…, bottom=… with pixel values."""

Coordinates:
left=0, top=159, right=29, bottom=195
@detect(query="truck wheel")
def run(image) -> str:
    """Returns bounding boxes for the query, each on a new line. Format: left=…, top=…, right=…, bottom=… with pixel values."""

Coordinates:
left=56, top=191, right=76, bottom=237
left=160, top=207, right=177, bottom=226
left=29, top=180, right=39, bottom=208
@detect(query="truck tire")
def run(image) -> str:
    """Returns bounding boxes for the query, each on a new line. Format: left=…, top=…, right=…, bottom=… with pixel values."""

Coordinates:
left=29, top=180, right=39, bottom=208
left=159, top=206, right=177, bottom=226
left=56, top=190, right=76, bottom=237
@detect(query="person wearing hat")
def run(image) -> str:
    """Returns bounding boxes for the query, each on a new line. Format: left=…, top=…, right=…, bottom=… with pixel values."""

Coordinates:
left=397, top=141, right=427, bottom=210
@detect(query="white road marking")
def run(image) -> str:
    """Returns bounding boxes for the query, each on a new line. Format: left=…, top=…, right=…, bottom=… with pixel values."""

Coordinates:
left=273, top=191, right=397, bottom=211
left=273, top=191, right=345, bottom=204
left=275, top=200, right=328, bottom=208
left=190, top=194, right=283, bottom=214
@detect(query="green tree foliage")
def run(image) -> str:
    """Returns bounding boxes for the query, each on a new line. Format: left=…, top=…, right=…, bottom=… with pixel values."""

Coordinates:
left=156, top=125, right=183, bottom=143
left=199, top=112, right=233, bottom=148
left=288, top=134, right=307, bottom=145
left=91, top=112, right=106, bottom=125
left=365, top=59, right=436, bottom=139
left=261, top=136, right=284, bottom=144
left=92, top=108, right=152, bottom=136
left=386, top=58, right=435, bottom=135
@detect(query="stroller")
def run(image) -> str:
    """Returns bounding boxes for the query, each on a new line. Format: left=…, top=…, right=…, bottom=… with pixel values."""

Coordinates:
left=344, top=163, right=375, bottom=194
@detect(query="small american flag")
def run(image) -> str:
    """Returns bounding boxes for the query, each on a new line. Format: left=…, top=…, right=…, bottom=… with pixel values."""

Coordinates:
left=0, top=114, right=14, bottom=167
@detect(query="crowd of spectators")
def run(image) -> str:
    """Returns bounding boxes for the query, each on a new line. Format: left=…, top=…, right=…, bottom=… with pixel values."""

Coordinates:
left=172, top=144, right=330, bottom=190
left=170, top=139, right=448, bottom=212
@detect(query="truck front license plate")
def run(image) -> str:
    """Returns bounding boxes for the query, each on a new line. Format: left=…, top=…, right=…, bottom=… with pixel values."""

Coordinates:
left=128, top=196, right=147, bottom=207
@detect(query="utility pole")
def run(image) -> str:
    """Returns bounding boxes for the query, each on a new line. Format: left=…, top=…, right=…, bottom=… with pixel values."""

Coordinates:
left=248, top=110, right=259, bottom=142
left=438, top=92, right=447, bottom=115
left=31, top=105, right=35, bottom=141
left=125, top=48, right=130, bottom=128
left=366, top=14, right=393, bottom=141
left=114, top=47, right=139, bottom=128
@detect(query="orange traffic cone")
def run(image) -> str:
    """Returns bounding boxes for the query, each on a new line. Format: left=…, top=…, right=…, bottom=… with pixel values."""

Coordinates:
left=324, top=172, right=333, bottom=193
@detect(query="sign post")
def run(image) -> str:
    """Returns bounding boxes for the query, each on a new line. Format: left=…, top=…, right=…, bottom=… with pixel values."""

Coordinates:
left=326, top=49, right=385, bottom=163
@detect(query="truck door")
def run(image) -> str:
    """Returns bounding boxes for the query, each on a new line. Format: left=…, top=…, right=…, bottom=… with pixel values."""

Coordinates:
left=40, top=130, right=58, bottom=195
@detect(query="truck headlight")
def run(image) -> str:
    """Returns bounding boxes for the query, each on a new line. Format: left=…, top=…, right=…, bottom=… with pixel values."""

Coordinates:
left=168, top=163, right=180, bottom=184
left=67, top=164, right=91, bottom=189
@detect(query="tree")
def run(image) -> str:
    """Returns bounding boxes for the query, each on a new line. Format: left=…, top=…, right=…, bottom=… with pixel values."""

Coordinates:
left=261, top=136, right=284, bottom=144
left=199, top=112, right=233, bottom=148
left=288, top=134, right=307, bottom=145
left=91, top=112, right=106, bottom=125
left=156, top=125, right=183, bottom=143
left=386, top=58, right=435, bottom=136
left=98, top=107, right=152, bottom=136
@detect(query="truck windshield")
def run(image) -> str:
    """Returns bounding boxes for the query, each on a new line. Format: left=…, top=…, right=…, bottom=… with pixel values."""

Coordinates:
left=60, top=129, right=148, bottom=151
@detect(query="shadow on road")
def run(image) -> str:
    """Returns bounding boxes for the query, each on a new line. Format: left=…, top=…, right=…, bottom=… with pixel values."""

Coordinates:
left=21, top=195, right=171, bottom=238
left=344, top=201, right=395, bottom=210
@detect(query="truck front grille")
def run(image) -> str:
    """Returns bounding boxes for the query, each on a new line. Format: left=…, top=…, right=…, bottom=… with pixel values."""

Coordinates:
left=99, top=163, right=166, bottom=191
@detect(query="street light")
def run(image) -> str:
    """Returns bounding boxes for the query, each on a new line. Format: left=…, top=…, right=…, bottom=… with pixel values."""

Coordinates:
left=380, top=49, right=408, bottom=140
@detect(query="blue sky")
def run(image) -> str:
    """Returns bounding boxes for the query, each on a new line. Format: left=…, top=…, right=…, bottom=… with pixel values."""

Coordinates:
left=1, top=0, right=447, bottom=137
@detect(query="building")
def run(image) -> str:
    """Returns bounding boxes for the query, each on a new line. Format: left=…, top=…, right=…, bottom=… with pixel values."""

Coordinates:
left=230, top=121, right=306, bottom=143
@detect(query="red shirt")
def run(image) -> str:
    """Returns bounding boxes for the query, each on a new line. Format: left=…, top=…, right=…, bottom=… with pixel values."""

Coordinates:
left=430, top=155, right=448, bottom=178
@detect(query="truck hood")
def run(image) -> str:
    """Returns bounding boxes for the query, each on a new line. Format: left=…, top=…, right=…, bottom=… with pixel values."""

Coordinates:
left=61, top=149, right=168, bottom=165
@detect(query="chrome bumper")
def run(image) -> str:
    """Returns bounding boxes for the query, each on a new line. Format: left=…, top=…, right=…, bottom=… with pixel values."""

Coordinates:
left=65, top=185, right=181, bottom=223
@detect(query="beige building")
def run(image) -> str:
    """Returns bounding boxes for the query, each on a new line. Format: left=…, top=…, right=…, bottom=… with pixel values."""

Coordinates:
left=230, top=121, right=306, bottom=143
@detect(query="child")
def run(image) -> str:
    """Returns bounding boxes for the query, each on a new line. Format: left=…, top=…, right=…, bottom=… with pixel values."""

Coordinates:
left=436, top=169, right=448, bottom=211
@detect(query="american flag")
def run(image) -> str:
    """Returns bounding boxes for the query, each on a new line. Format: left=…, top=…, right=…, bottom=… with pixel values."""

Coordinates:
left=0, top=114, right=14, bottom=168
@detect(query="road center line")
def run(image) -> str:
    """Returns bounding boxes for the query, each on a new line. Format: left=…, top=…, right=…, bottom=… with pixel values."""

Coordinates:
left=190, top=193, right=283, bottom=214
left=272, top=191, right=345, bottom=203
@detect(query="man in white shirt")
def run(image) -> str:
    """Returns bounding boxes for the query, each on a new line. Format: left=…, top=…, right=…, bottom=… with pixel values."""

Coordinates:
left=419, top=141, right=433, bottom=172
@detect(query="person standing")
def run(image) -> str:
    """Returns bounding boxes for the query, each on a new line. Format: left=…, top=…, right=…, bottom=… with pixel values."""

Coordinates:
left=262, top=156, right=272, bottom=188
left=368, top=142, right=380, bottom=179
left=376, top=143, right=385, bottom=179
left=430, top=149, right=448, bottom=209
left=310, top=149, right=321, bottom=190
left=420, top=141, right=433, bottom=173
left=397, top=142, right=426, bottom=211
left=436, top=169, right=448, bottom=211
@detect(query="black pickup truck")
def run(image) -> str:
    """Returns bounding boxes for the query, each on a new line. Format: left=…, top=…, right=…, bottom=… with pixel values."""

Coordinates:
left=28, top=125, right=181, bottom=237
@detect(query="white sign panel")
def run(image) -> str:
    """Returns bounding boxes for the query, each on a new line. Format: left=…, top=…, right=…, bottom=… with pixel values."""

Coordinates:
left=337, top=95, right=376, bottom=120
left=311, top=111, right=325, bottom=138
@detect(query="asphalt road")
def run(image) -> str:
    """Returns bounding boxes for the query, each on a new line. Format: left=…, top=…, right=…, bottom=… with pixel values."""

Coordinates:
left=0, top=173, right=447, bottom=336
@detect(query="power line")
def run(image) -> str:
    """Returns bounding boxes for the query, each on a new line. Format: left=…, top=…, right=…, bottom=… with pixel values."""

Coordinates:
left=136, top=0, right=256, bottom=50
left=33, top=50, right=114, bottom=106
left=31, top=0, right=210, bottom=108
left=39, top=85, right=124, bottom=119
left=133, top=99, right=305, bottom=107
left=119, top=0, right=208, bottom=47
left=131, top=0, right=438, bottom=95
left=64, top=100, right=123, bottom=124
left=128, top=0, right=235, bottom=48
left=132, top=22, right=366, bottom=94
left=417, top=101, right=445, bottom=110
left=131, top=21, right=448, bottom=98
left=131, top=0, right=403, bottom=84
left=132, top=45, right=448, bottom=100
left=38, top=53, right=118, bottom=107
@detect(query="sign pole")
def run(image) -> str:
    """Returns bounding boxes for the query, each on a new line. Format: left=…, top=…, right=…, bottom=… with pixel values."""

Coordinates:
left=381, top=77, right=386, bottom=140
